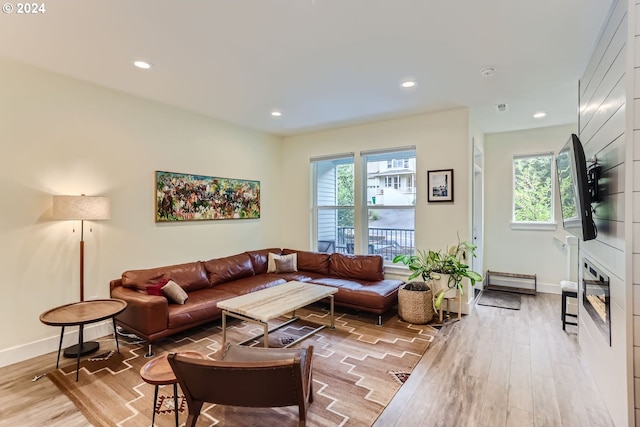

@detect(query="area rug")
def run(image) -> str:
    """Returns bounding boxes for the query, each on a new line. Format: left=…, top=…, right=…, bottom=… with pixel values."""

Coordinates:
left=477, top=289, right=522, bottom=310
left=48, top=306, right=438, bottom=427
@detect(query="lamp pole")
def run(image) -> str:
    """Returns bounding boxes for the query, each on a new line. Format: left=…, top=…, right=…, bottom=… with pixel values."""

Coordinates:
left=52, top=194, right=110, bottom=357
left=79, top=219, right=85, bottom=302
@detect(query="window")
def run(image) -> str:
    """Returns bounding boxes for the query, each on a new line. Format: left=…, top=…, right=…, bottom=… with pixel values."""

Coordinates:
left=407, top=174, right=414, bottom=191
left=387, top=158, right=408, bottom=169
left=311, top=154, right=354, bottom=255
left=512, top=153, right=554, bottom=225
left=311, top=147, right=416, bottom=262
left=384, top=176, right=400, bottom=189
left=363, top=147, right=416, bottom=261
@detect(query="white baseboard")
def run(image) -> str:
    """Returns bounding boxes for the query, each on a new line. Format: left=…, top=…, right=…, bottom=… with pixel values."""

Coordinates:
left=537, top=281, right=561, bottom=294
left=0, top=321, right=113, bottom=368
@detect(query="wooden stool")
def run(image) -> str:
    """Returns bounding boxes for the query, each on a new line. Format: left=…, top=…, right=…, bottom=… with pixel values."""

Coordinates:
left=140, top=351, right=206, bottom=426
left=561, top=280, right=578, bottom=330
left=438, top=289, right=461, bottom=323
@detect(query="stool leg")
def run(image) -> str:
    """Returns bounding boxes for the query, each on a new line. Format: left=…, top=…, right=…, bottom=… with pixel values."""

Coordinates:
left=561, top=292, right=567, bottom=331
left=151, top=385, right=158, bottom=426
left=174, top=383, right=179, bottom=427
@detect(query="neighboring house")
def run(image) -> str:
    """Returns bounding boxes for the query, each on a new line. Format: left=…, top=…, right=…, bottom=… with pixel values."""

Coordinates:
left=367, top=157, right=416, bottom=206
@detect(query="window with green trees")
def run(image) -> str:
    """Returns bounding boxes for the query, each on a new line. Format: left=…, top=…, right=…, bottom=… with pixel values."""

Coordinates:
left=311, top=147, right=415, bottom=261
left=311, top=154, right=355, bottom=254
left=513, top=153, right=554, bottom=223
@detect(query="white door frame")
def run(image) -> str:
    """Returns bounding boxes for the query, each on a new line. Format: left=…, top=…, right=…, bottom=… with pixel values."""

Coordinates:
left=471, top=143, right=484, bottom=301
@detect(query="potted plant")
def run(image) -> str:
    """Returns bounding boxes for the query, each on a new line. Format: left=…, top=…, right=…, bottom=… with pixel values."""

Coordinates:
left=393, top=238, right=482, bottom=312
left=391, top=249, right=436, bottom=324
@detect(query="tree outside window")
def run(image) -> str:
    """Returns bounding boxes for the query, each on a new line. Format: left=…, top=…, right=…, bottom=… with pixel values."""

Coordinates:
left=513, top=153, right=553, bottom=223
left=312, top=156, right=354, bottom=254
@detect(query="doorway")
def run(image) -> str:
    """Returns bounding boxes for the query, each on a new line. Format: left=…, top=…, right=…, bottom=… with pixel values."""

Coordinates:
left=471, top=143, right=484, bottom=301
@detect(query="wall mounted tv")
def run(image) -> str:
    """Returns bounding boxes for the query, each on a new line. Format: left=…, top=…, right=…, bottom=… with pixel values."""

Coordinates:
left=555, top=133, right=597, bottom=241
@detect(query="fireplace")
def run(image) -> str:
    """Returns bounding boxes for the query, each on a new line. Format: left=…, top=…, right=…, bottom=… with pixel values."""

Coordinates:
left=582, top=258, right=611, bottom=346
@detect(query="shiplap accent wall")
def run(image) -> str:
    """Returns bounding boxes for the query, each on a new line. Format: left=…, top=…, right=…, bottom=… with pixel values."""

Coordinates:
left=579, top=1, right=632, bottom=426
left=632, top=1, right=640, bottom=425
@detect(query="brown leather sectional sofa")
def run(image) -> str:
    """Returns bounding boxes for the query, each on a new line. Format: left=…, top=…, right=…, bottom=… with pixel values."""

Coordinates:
left=109, top=248, right=403, bottom=348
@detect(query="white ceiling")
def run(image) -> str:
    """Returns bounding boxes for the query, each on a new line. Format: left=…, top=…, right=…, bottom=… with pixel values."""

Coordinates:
left=0, top=0, right=612, bottom=136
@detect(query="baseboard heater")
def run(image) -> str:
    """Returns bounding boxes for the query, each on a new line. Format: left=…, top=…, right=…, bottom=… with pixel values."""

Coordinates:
left=485, top=270, right=537, bottom=295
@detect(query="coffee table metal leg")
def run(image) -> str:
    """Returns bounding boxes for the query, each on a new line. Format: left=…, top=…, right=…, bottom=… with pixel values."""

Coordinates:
left=329, top=295, right=335, bottom=329
left=264, top=322, right=269, bottom=348
left=56, top=326, right=65, bottom=369
left=222, top=311, right=227, bottom=345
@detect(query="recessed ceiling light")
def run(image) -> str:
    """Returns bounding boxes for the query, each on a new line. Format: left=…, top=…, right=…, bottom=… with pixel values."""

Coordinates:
left=271, top=111, right=282, bottom=117
left=133, top=60, right=152, bottom=69
left=480, top=67, right=495, bottom=77
left=401, top=80, right=416, bottom=88
left=533, top=111, right=547, bottom=119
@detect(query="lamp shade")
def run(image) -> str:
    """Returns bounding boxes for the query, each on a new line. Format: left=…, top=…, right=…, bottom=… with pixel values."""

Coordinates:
left=53, top=195, right=111, bottom=220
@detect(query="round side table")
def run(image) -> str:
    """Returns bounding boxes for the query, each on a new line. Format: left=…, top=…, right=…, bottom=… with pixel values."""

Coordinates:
left=140, top=350, right=206, bottom=427
left=39, top=299, right=127, bottom=382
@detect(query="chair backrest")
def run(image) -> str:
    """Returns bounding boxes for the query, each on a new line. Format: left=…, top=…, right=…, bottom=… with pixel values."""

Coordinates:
left=168, top=346, right=312, bottom=409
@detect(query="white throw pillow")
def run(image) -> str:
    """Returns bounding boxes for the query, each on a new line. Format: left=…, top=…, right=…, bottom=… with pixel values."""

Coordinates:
left=267, top=252, right=298, bottom=273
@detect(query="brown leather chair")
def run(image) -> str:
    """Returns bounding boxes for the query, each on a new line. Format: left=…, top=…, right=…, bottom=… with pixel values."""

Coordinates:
left=167, top=344, right=314, bottom=427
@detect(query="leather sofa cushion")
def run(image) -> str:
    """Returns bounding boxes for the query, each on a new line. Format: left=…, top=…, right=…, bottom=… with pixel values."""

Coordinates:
left=328, top=253, right=384, bottom=281
left=278, top=271, right=326, bottom=283
left=121, top=261, right=210, bottom=292
left=283, top=249, right=330, bottom=275
left=215, top=275, right=287, bottom=296
left=167, top=288, right=238, bottom=329
left=310, top=277, right=402, bottom=310
left=246, top=248, right=282, bottom=275
left=204, top=253, right=255, bottom=286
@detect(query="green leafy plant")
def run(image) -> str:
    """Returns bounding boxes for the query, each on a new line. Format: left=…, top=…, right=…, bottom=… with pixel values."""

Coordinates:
left=393, top=238, right=482, bottom=309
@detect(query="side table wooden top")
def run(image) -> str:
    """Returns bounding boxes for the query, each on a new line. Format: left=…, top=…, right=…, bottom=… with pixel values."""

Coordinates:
left=140, top=351, right=207, bottom=385
left=39, top=299, right=127, bottom=326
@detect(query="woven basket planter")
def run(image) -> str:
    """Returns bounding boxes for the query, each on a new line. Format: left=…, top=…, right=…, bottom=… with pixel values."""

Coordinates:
left=398, top=282, right=435, bottom=324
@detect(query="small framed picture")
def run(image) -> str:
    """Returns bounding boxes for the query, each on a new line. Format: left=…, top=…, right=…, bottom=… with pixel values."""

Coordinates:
left=428, top=169, right=454, bottom=202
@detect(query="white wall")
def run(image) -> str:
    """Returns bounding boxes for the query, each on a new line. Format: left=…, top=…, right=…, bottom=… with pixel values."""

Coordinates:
left=578, top=1, right=631, bottom=426
left=280, top=108, right=474, bottom=309
left=484, top=124, right=578, bottom=292
left=0, top=58, right=284, bottom=366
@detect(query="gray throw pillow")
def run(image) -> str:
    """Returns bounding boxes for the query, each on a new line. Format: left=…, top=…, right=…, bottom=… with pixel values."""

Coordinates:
left=162, top=280, right=188, bottom=304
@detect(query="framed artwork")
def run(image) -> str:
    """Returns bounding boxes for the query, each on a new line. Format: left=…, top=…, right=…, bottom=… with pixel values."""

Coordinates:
left=427, top=169, right=454, bottom=202
left=155, top=171, right=260, bottom=222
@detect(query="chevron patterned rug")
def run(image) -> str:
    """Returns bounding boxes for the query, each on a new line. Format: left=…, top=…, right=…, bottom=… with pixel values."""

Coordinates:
left=48, top=306, right=438, bottom=426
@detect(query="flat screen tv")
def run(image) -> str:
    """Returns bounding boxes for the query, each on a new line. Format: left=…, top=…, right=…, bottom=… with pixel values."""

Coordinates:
left=555, top=133, right=597, bottom=241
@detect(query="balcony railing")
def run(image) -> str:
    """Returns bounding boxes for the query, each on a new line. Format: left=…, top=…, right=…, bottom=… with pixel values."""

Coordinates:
left=326, top=226, right=415, bottom=260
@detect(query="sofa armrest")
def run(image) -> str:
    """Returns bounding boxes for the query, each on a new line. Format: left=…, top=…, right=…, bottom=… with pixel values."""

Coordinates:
left=110, top=285, right=168, bottom=337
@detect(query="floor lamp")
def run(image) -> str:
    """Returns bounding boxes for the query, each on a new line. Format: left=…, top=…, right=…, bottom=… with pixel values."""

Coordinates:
left=53, top=194, right=111, bottom=357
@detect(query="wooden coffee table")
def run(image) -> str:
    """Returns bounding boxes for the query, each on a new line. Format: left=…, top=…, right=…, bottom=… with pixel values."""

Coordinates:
left=39, top=299, right=127, bottom=381
left=217, top=281, right=338, bottom=348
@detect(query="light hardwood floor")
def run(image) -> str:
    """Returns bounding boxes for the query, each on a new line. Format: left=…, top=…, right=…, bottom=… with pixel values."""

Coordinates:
left=374, top=292, right=614, bottom=427
left=0, top=292, right=614, bottom=427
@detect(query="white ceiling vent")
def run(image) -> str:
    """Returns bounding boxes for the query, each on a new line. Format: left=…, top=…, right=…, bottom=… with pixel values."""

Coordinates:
left=496, top=103, right=508, bottom=112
